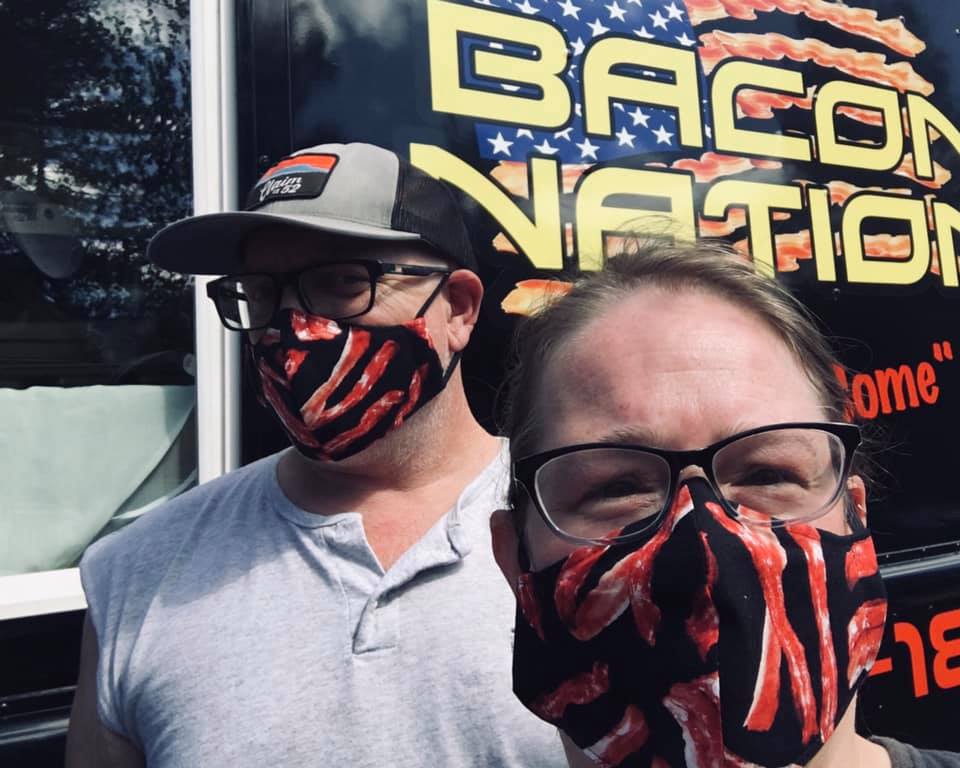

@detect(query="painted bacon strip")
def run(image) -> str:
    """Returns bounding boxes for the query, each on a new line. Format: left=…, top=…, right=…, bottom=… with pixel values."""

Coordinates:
left=733, top=232, right=811, bottom=272
left=299, top=328, right=371, bottom=418
left=648, top=152, right=783, bottom=183
left=706, top=501, right=818, bottom=744
left=257, top=356, right=291, bottom=389
left=735, top=90, right=906, bottom=131
left=257, top=362, right=322, bottom=449
left=686, top=531, right=720, bottom=662
left=686, top=0, right=924, bottom=58
left=736, top=230, right=931, bottom=274
left=744, top=608, right=782, bottom=732
left=663, top=674, right=724, bottom=768
left=852, top=234, right=916, bottom=260
left=490, top=160, right=590, bottom=198
left=847, top=599, right=888, bottom=686
left=698, top=31, right=933, bottom=95
left=584, top=705, right=650, bottom=767
left=786, top=525, right=839, bottom=741
left=845, top=538, right=880, bottom=590
left=518, top=571, right=546, bottom=641
left=837, top=104, right=888, bottom=127
left=501, top=279, right=574, bottom=317
left=291, top=310, right=341, bottom=341
left=320, top=388, right=406, bottom=456
left=555, top=543, right=614, bottom=630
left=302, top=341, right=398, bottom=428
left=737, top=88, right=813, bottom=119
left=284, top=349, right=309, bottom=381
left=490, top=153, right=782, bottom=206
left=562, top=486, right=693, bottom=643
left=793, top=180, right=912, bottom=207
left=701, top=209, right=791, bottom=238
left=895, top=154, right=952, bottom=189
left=531, top=662, right=610, bottom=720
left=402, top=317, right=435, bottom=350
left=392, top=363, right=429, bottom=430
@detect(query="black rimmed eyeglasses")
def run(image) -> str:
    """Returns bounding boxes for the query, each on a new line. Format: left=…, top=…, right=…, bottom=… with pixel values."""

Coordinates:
left=512, top=422, right=862, bottom=546
left=205, top=259, right=453, bottom=331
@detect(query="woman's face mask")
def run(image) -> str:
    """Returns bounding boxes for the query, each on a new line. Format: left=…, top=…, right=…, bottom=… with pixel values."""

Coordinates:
left=510, top=478, right=887, bottom=768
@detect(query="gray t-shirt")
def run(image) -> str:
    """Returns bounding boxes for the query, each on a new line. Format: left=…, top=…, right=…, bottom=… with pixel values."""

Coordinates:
left=873, top=737, right=960, bottom=768
left=80, top=444, right=565, bottom=767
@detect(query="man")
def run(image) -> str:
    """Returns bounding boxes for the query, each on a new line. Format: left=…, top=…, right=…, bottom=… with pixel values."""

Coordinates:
left=66, top=143, right=565, bottom=767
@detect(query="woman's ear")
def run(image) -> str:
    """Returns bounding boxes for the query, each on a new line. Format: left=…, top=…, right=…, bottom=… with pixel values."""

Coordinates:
left=490, top=508, right=521, bottom=597
left=847, top=474, right=867, bottom=526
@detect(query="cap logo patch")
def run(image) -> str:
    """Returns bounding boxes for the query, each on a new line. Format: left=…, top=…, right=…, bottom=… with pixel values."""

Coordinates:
left=245, top=153, right=339, bottom=210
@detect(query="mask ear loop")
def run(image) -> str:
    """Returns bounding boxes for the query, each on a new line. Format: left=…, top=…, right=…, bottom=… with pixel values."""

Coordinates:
left=242, top=336, right=267, bottom=408
left=844, top=490, right=868, bottom=534
left=514, top=508, right=533, bottom=572
left=414, top=272, right=463, bottom=385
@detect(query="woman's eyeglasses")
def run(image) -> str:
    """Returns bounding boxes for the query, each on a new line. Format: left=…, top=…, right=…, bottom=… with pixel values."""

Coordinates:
left=513, top=422, right=862, bottom=545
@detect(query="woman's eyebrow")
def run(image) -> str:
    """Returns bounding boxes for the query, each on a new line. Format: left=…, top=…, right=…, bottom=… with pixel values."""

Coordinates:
left=596, top=425, right=663, bottom=446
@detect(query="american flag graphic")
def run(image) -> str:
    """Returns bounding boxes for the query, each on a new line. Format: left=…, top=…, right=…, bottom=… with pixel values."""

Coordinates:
left=463, top=0, right=703, bottom=164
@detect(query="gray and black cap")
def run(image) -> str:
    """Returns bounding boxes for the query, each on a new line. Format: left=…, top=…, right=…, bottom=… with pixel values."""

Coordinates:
left=147, top=142, right=477, bottom=274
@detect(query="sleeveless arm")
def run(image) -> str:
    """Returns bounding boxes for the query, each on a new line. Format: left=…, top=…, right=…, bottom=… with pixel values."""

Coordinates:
left=65, top=616, right=144, bottom=768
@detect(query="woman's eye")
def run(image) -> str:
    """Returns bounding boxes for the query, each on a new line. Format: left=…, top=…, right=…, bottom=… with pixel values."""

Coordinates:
left=596, top=480, right=644, bottom=498
left=735, top=465, right=803, bottom=487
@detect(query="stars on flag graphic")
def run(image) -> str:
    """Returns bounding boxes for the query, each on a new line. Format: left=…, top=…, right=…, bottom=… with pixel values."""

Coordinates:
left=461, top=0, right=703, bottom=164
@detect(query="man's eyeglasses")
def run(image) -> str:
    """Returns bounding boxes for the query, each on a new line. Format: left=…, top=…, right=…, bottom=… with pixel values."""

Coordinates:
left=513, top=422, right=862, bottom=545
left=205, top=259, right=452, bottom=331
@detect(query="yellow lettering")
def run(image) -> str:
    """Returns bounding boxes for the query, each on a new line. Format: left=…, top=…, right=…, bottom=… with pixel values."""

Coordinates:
left=575, top=168, right=695, bottom=270
left=906, top=94, right=960, bottom=181
left=712, top=61, right=811, bottom=162
left=807, top=186, right=837, bottom=282
left=842, top=195, right=929, bottom=285
left=583, top=39, right=702, bottom=145
left=932, top=201, right=960, bottom=288
left=410, top=144, right=563, bottom=270
left=814, top=81, right=903, bottom=170
left=426, top=0, right=570, bottom=127
left=702, top=181, right=803, bottom=275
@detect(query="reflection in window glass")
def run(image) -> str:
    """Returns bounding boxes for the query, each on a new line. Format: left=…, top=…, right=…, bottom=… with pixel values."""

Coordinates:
left=0, top=0, right=195, bottom=577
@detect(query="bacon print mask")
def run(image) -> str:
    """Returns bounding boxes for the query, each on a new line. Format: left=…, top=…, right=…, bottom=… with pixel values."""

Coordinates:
left=512, top=478, right=887, bottom=767
left=250, top=308, right=451, bottom=461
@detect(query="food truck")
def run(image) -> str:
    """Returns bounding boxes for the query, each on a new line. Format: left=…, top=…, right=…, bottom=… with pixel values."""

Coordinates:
left=2, top=0, right=960, bottom=762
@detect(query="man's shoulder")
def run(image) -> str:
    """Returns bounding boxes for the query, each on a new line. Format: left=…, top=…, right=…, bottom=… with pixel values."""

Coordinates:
left=81, top=452, right=281, bottom=577
left=873, top=737, right=960, bottom=768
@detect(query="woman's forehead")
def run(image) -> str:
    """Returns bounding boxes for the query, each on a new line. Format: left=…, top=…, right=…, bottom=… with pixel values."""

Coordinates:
left=537, top=287, right=825, bottom=449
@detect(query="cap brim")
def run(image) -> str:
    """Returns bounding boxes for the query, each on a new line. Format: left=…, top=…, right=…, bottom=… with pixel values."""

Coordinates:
left=146, top=210, right=422, bottom=275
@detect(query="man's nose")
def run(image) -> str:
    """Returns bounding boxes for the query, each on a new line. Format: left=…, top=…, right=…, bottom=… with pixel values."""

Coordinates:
left=277, top=283, right=303, bottom=311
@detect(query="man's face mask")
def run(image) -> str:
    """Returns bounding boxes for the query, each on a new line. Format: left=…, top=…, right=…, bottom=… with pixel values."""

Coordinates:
left=249, top=289, right=455, bottom=461
left=512, top=477, right=887, bottom=767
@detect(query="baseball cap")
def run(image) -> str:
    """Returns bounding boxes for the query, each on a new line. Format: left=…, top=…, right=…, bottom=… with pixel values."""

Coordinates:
left=147, top=142, right=477, bottom=274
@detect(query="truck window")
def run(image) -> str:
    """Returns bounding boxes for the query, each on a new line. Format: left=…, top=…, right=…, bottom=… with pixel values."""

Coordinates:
left=0, top=0, right=193, bottom=612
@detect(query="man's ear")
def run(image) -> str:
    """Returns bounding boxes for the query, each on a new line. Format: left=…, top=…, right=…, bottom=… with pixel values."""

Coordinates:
left=443, top=269, right=484, bottom=354
left=490, top=508, right=521, bottom=597
left=847, top=474, right=867, bottom=526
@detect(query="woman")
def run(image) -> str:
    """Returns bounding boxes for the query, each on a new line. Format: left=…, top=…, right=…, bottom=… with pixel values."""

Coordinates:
left=491, top=241, right=960, bottom=768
